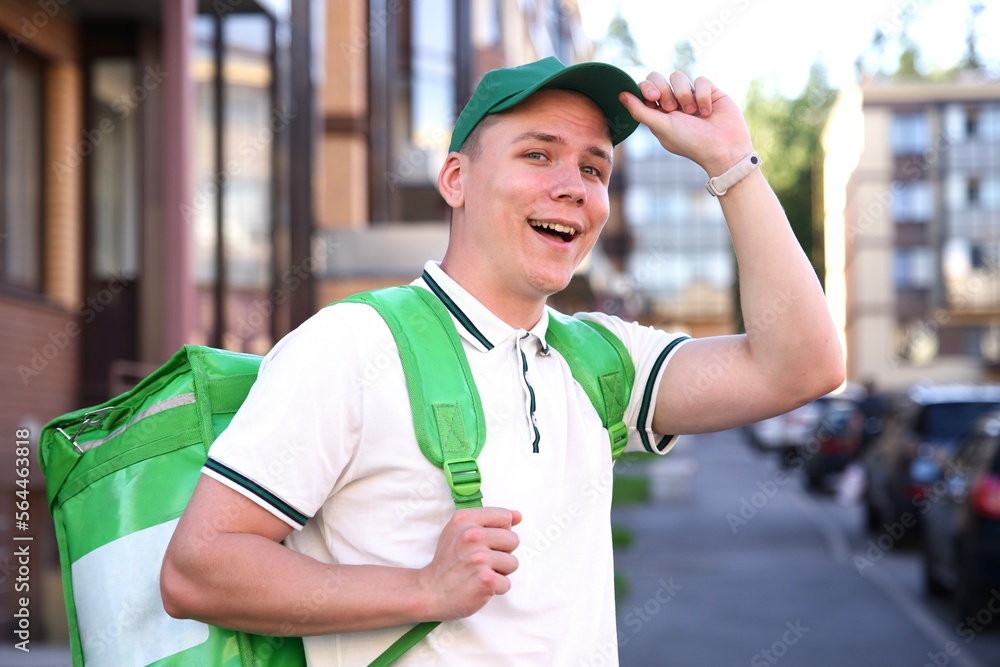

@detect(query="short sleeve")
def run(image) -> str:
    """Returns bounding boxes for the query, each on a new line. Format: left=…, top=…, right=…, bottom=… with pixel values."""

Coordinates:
left=573, top=311, right=691, bottom=455
left=202, top=303, right=378, bottom=529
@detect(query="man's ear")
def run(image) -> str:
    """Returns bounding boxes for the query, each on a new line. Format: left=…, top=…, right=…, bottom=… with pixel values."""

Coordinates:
left=437, top=152, right=465, bottom=209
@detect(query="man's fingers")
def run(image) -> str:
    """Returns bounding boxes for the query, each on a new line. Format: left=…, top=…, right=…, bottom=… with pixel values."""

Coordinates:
left=643, top=71, right=674, bottom=110
left=669, top=71, right=697, bottom=114
left=456, top=506, right=521, bottom=530
left=693, top=76, right=715, bottom=116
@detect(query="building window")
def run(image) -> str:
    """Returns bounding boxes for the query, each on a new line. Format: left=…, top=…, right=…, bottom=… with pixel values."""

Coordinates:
left=891, top=180, right=932, bottom=222
left=983, top=176, right=1000, bottom=210
left=966, top=105, right=980, bottom=138
left=982, top=105, right=1000, bottom=141
left=891, top=111, right=929, bottom=155
left=968, top=177, right=980, bottom=208
left=192, top=11, right=278, bottom=354
left=894, top=246, right=934, bottom=289
left=0, top=48, right=44, bottom=293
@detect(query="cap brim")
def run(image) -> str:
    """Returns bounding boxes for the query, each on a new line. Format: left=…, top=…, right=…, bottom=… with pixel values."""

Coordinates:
left=491, top=61, right=641, bottom=146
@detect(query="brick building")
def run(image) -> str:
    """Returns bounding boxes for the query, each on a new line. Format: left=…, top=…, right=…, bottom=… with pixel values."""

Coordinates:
left=0, top=0, right=597, bottom=647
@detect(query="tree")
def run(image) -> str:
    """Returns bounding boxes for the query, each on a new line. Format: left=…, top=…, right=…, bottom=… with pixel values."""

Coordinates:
left=737, top=61, right=837, bottom=330
left=958, top=1, right=985, bottom=71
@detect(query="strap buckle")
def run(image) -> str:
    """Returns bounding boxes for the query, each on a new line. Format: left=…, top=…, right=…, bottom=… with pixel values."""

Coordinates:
left=443, top=458, right=483, bottom=506
left=608, top=421, right=629, bottom=460
left=443, top=457, right=481, bottom=496
left=55, top=407, right=116, bottom=454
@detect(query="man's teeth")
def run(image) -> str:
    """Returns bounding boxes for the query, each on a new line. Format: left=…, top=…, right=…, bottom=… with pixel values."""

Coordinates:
left=529, top=220, right=576, bottom=236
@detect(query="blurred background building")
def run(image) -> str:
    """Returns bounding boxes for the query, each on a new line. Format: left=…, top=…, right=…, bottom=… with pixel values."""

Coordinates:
left=824, top=73, right=1000, bottom=390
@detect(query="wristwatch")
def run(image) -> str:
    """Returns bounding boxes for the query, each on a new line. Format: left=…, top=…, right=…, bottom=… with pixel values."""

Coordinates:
left=705, top=150, right=761, bottom=197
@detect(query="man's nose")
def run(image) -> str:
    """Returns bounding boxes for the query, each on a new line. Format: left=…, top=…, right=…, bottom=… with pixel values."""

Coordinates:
left=551, top=164, right=586, bottom=205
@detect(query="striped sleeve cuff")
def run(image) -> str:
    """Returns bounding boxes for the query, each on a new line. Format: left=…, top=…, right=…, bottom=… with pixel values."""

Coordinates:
left=203, top=457, right=311, bottom=529
left=636, top=336, right=691, bottom=454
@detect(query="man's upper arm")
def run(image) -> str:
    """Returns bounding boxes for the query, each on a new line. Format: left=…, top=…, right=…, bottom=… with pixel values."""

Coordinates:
left=652, top=334, right=813, bottom=436
left=177, top=474, right=294, bottom=545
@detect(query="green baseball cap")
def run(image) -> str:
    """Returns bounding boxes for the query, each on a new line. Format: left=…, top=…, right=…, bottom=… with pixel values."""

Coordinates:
left=448, top=56, right=642, bottom=153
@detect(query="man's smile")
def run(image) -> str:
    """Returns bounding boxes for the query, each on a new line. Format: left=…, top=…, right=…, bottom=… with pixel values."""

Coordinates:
left=528, top=219, right=578, bottom=243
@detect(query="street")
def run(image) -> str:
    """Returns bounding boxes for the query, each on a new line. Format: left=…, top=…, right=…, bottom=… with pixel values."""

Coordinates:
left=613, top=429, right=1000, bottom=667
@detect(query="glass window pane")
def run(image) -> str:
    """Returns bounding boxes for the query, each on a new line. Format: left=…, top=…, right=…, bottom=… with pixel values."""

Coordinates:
left=90, top=59, right=141, bottom=281
left=891, top=112, right=928, bottom=155
left=223, top=13, right=273, bottom=292
left=892, top=180, right=932, bottom=221
left=2, top=53, right=43, bottom=290
left=406, top=0, right=455, bottom=183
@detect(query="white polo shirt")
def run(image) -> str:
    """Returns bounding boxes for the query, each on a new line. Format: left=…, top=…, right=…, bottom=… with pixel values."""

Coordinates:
left=203, top=261, right=689, bottom=666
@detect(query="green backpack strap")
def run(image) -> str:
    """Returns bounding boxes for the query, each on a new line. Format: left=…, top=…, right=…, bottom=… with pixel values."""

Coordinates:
left=341, top=286, right=487, bottom=508
left=341, top=285, right=486, bottom=667
left=545, top=312, right=635, bottom=459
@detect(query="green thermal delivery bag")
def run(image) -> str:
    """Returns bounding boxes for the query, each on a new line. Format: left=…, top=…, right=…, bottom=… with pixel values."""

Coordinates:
left=39, top=344, right=307, bottom=666
left=39, top=286, right=637, bottom=666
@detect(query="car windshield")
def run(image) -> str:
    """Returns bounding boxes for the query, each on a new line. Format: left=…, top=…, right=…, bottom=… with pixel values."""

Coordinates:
left=820, top=408, right=855, bottom=435
left=915, top=402, right=1000, bottom=444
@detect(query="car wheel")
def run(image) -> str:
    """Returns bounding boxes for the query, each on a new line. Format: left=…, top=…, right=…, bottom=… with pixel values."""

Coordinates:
left=955, top=543, right=987, bottom=623
left=921, top=539, right=949, bottom=598
left=864, top=493, right=881, bottom=533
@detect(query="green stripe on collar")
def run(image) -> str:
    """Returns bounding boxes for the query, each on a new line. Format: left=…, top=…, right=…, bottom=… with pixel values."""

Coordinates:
left=422, top=270, right=494, bottom=350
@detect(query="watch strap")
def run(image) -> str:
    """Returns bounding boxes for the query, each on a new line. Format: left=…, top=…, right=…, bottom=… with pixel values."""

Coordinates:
left=706, top=150, right=761, bottom=197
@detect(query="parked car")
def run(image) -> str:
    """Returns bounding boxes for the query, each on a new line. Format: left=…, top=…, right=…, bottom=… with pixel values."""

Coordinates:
left=863, top=384, right=1000, bottom=536
left=746, top=384, right=865, bottom=462
left=801, top=396, right=865, bottom=491
left=922, top=410, right=1000, bottom=620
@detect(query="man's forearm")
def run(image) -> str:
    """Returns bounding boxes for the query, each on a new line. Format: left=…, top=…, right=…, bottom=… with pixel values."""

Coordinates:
left=161, top=531, right=428, bottom=636
left=719, top=168, right=843, bottom=400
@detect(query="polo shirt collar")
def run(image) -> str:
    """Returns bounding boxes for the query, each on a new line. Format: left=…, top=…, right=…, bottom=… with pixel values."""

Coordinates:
left=418, top=261, right=550, bottom=354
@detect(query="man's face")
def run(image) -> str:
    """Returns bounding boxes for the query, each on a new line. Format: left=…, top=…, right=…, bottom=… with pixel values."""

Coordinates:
left=454, top=88, right=613, bottom=305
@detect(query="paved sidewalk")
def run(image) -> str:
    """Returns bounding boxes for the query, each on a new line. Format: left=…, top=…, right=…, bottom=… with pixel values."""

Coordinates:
left=612, top=429, right=954, bottom=667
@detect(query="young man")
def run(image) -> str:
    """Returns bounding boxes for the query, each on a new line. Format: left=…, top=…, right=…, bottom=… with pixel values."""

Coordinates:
left=161, top=58, right=844, bottom=665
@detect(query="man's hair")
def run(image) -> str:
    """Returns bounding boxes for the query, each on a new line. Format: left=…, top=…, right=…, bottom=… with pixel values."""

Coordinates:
left=457, top=114, right=502, bottom=160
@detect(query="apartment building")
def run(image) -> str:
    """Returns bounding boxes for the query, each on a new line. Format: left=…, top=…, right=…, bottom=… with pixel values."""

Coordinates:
left=615, top=123, right=736, bottom=337
left=823, top=73, right=1000, bottom=389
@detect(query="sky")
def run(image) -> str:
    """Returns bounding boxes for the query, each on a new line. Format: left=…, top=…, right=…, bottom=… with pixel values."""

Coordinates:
left=578, top=0, right=1000, bottom=104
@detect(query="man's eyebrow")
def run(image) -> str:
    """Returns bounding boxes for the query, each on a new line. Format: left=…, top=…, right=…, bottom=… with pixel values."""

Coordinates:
left=510, top=130, right=613, bottom=166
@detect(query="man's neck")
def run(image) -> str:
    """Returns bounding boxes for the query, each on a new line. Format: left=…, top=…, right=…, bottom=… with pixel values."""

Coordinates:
left=436, top=261, right=548, bottom=331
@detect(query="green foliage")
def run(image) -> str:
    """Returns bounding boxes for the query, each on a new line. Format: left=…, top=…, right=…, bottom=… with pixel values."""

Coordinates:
left=611, top=474, right=651, bottom=506
left=738, top=62, right=836, bottom=332
left=614, top=570, right=630, bottom=601
left=612, top=524, right=635, bottom=550
left=743, top=67, right=836, bottom=262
